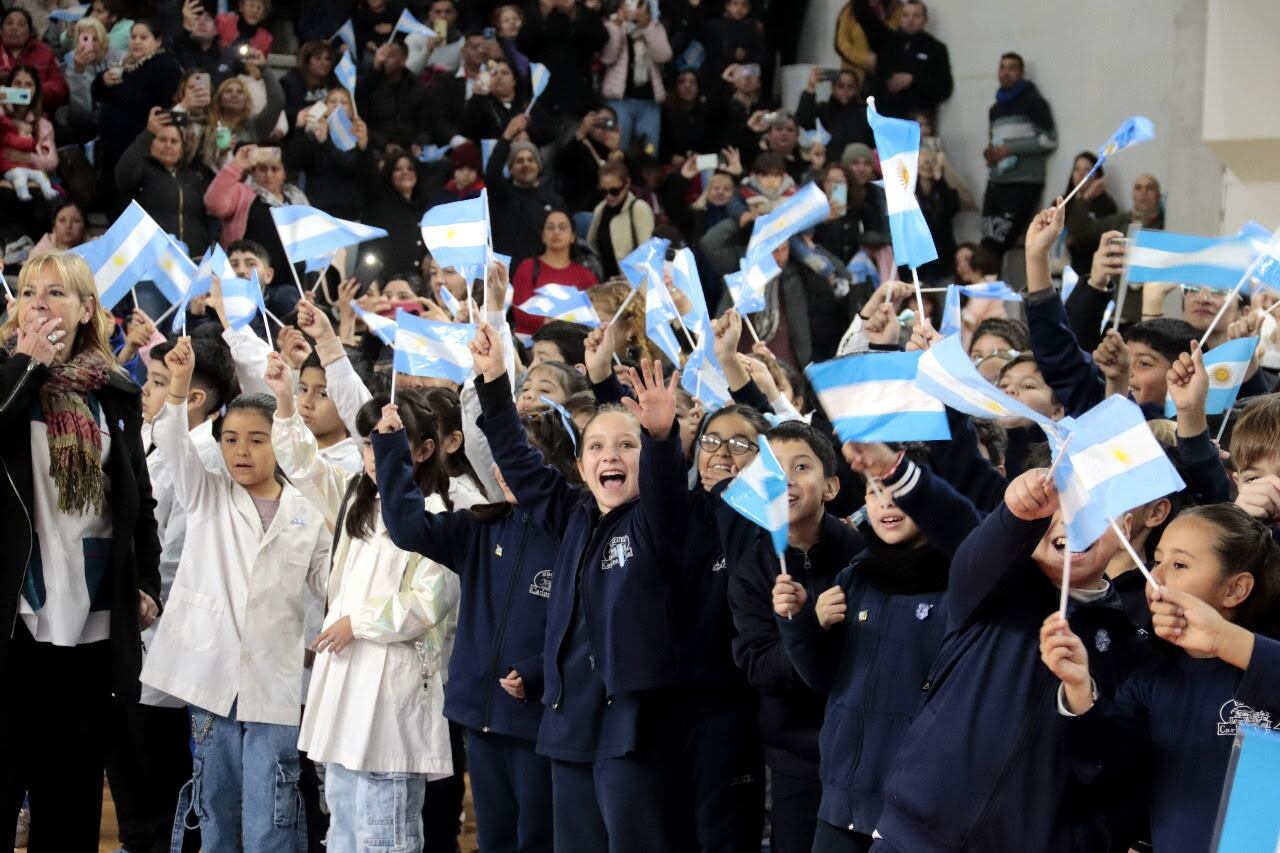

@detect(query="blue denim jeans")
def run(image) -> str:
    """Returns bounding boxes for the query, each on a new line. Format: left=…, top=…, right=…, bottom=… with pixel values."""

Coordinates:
left=607, top=98, right=661, bottom=153
left=170, top=703, right=306, bottom=853
left=323, top=762, right=427, bottom=853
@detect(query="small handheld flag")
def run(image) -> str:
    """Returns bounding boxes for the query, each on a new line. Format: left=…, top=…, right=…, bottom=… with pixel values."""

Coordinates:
left=332, top=19, right=357, bottom=56
left=866, top=97, right=937, bottom=271
left=1126, top=222, right=1272, bottom=290
left=437, top=285, right=463, bottom=319
left=938, top=285, right=962, bottom=338
left=916, top=333, right=1059, bottom=431
left=392, top=8, right=433, bottom=38
left=746, top=182, right=830, bottom=260
left=48, top=4, right=89, bottom=21
left=722, top=435, right=790, bottom=559
left=70, top=201, right=167, bottom=310
left=680, top=325, right=731, bottom=410
left=420, top=192, right=491, bottom=272
left=618, top=238, right=669, bottom=292
left=221, top=270, right=266, bottom=332
left=392, top=309, right=476, bottom=384
left=327, top=107, right=357, bottom=152
left=806, top=351, right=950, bottom=443
left=645, top=281, right=684, bottom=364
left=148, top=234, right=198, bottom=305
left=1061, top=117, right=1155, bottom=206
left=526, top=63, right=550, bottom=113
left=1162, top=337, right=1258, bottom=417
left=726, top=252, right=781, bottom=316
left=335, top=52, right=357, bottom=102
left=271, top=205, right=388, bottom=267
left=518, top=283, right=601, bottom=327
left=350, top=300, right=397, bottom=345
left=799, top=117, right=831, bottom=149
left=670, top=247, right=709, bottom=330
left=956, top=281, right=1022, bottom=301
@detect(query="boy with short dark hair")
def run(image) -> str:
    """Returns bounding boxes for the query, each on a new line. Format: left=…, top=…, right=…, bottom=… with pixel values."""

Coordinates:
left=531, top=321, right=590, bottom=372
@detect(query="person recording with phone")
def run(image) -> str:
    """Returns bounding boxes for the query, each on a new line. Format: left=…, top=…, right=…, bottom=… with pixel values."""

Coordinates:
left=115, top=106, right=211, bottom=256
left=0, top=66, right=58, bottom=203
left=795, top=66, right=873, bottom=171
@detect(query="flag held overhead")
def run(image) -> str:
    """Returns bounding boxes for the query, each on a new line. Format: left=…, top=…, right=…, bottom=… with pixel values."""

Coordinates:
left=393, top=309, right=477, bottom=384
left=866, top=97, right=937, bottom=270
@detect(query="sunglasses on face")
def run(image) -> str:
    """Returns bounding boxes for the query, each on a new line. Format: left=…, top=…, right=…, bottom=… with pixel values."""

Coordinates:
left=602, top=184, right=626, bottom=197
left=699, top=433, right=758, bottom=456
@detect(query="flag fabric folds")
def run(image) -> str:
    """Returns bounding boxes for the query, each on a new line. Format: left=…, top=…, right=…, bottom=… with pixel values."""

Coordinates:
left=148, top=235, right=198, bottom=305
left=722, top=435, right=790, bottom=557
left=957, top=281, right=1022, bottom=301
left=725, top=251, right=781, bottom=315
left=71, top=201, right=167, bottom=310
left=393, top=9, right=433, bottom=36
left=806, top=351, right=950, bottom=443
left=529, top=63, right=551, bottom=103
left=746, top=182, right=830, bottom=260
left=518, top=284, right=601, bottom=327
left=171, top=246, right=235, bottom=332
left=938, top=285, right=962, bottom=337
left=335, top=52, right=357, bottom=100
left=393, top=309, right=477, bottom=384
left=799, top=117, right=831, bottom=149
left=645, top=281, right=684, bottom=364
left=271, top=205, right=388, bottom=266
left=350, top=301, right=398, bottom=345
left=1162, top=337, right=1258, bottom=417
left=619, top=238, right=669, bottom=292
left=327, top=107, right=357, bottom=151
left=916, top=333, right=1059, bottom=430
left=437, top=285, right=463, bottom=318
left=1126, top=222, right=1272, bottom=289
left=420, top=192, right=491, bottom=272
left=670, top=247, right=709, bottom=330
left=1095, top=116, right=1155, bottom=167
left=866, top=98, right=937, bottom=269
left=1051, top=395, right=1186, bottom=551
left=333, top=20, right=357, bottom=56
left=680, top=326, right=731, bottom=410
left=49, top=4, right=89, bottom=21
left=221, top=271, right=266, bottom=331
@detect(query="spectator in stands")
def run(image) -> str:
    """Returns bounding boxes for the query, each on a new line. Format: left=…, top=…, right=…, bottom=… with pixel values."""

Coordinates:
left=515, top=0, right=607, bottom=127
left=217, top=0, right=273, bottom=55
left=710, top=62, right=773, bottom=153
left=556, top=106, right=623, bottom=224
left=954, top=241, right=999, bottom=284
left=796, top=67, right=872, bottom=170
left=32, top=198, right=86, bottom=253
left=1061, top=151, right=1118, bottom=274
left=205, top=143, right=307, bottom=279
left=285, top=88, right=371, bottom=222
left=1, top=65, right=57, bottom=203
left=0, top=9, right=67, bottom=111
left=459, top=57, right=534, bottom=141
left=512, top=208, right=598, bottom=335
left=588, top=160, right=654, bottom=279
left=833, top=1, right=874, bottom=91
left=1068, top=171, right=1163, bottom=251
left=739, top=151, right=795, bottom=217
left=354, top=0, right=399, bottom=58
left=61, top=17, right=115, bottom=143
left=199, top=65, right=284, bottom=174
left=173, top=0, right=234, bottom=87
left=485, top=117, right=564, bottom=270
left=362, top=152, right=430, bottom=278
left=601, top=0, right=671, bottom=154
left=660, top=70, right=711, bottom=164
left=660, top=146, right=744, bottom=242
left=117, top=107, right=212, bottom=256
left=812, top=162, right=860, bottom=262
left=981, top=51, right=1056, bottom=259
left=424, top=32, right=495, bottom=145
left=431, top=140, right=484, bottom=206
left=492, top=3, right=528, bottom=78
left=87, top=0, right=130, bottom=53
left=361, top=40, right=430, bottom=153
left=699, top=0, right=767, bottom=89
left=407, top=0, right=464, bottom=76
left=14, top=0, right=78, bottom=43
left=92, top=19, right=183, bottom=211
left=914, top=146, right=959, bottom=282
left=281, top=41, right=337, bottom=131
left=236, top=43, right=286, bottom=139
left=852, top=0, right=951, bottom=121
left=756, top=111, right=809, bottom=184
left=842, top=142, right=891, bottom=273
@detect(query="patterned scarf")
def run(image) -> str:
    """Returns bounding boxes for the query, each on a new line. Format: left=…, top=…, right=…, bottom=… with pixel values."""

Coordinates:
left=39, top=349, right=114, bottom=515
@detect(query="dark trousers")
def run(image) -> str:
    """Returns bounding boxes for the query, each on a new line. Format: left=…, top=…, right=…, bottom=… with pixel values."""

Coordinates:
left=467, top=729, right=553, bottom=853
left=104, top=699, right=200, bottom=853
left=0, top=622, right=112, bottom=852
left=550, top=750, right=673, bottom=853
left=769, top=767, right=823, bottom=853
left=980, top=181, right=1044, bottom=258
left=811, top=820, right=874, bottom=853
left=422, top=720, right=467, bottom=853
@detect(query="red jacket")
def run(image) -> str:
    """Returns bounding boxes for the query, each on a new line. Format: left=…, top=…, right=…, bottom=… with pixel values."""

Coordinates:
left=511, top=255, right=598, bottom=335
left=0, top=40, right=68, bottom=111
left=0, top=113, right=36, bottom=174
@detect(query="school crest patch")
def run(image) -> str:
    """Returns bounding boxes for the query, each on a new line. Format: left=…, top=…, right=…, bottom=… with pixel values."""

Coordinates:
left=1094, top=629, right=1111, bottom=652
left=1218, top=699, right=1276, bottom=736
left=915, top=603, right=933, bottom=621
left=711, top=557, right=726, bottom=573
left=601, top=536, right=633, bottom=571
left=528, top=569, right=552, bottom=599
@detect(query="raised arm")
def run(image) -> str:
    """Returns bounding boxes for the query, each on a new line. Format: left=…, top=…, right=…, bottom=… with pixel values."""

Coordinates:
left=299, top=295, right=371, bottom=438
left=151, top=337, right=220, bottom=513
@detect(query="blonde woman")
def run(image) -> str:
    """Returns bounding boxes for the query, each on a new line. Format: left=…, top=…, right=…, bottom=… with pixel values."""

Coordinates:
left=284, top=86, right=368, bottom=221
left=200, top=68, right=283, bottom=173
left=0, top=251, right=161, bottom=847
left=61, top=16, right=116, bottom=134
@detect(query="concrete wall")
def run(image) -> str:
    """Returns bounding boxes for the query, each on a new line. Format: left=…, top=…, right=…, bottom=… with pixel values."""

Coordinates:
left=789, top=0, right=1227, bottom=242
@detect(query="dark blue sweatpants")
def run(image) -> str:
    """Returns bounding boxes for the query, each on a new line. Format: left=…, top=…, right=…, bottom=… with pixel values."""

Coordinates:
left=550, top=752, right=673, bottom=853
left=467, top=729, right=553, bottom=853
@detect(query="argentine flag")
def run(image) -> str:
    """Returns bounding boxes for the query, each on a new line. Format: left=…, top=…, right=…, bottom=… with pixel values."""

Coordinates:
left=645, top=280, right=684, bottom=364
left=72, top=201, right=168, bottom=310
left=1095, top=116, right=1155, bottom=168
left=332, top=19, right=357, bottom=56
left=49, top=4, right=89, bottom=21
left=393, top=310, right=476, bottom=384
left=437, top=285, right=463, bottom=318
left=393, top=9, right=433, bottom=37
left=957, top=281, right=1021, bottom=301
left=681, top=325, right=731, bottom=410
left=938, top=285, right=962, bottom=337
left=335, top=52, right=357, bottom=100
left=272, top=205, right=388, bottom=266
left=519, top=284, right=600, bottom=327
left=671, top=247, right=709, bottom=330
left=726, top=251, right=781, bottom=315
left=420, top=192, right=491, bottom=272
left=916, top=333, right=1060, bottom=430
left=221, top=271, right=266, bottom=331
left=480, top=139, right=497, bottom=171
left=328, top=107, right=357, bottom=152
left=619, top=238, right=669, bottom=292
left=350, top=300, right=397, bottom=345
left=1052, top=395, right=1185, bottom=551
left=529, top=62, right=551, bottom=104
left=746, top=182, right=829, bottom=261
left=171, top=245, right=235, bottom=332
left=866, top=97, right=937, bottom=269
left=1127, top=222, right=1272, bottom=290
left=148, top=235, right=198, bottom=305
left=806, top=351, right=950, bottom=443
left=1162, top=336, right=1258, bottom=417
left=1061, top=265, right=1080, bottom=302
left=722, top=435, right=790, bottom=558
left=799, top=117, right=831, bottom=149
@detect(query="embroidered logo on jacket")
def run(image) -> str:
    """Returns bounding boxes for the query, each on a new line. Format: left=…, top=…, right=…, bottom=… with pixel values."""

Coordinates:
left=529, top=569, right=552, bottom=598
left=1094, top=629, right=1111, bottom=652
left=601, top=536, right=633, bottom=571
left=915, top=603, right=933, bottom=621
left=711, top=557, right=726, bottom=573
left=1218, top=699, right=1275, bottom=736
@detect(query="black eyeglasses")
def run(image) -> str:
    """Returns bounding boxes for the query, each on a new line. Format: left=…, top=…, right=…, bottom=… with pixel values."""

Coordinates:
left=699, top=433, right=758, bottom=456
left=602, top=185, right=626, bottom=197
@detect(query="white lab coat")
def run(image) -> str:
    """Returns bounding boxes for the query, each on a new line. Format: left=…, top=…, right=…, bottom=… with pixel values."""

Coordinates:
left=140, top=402, right=331, bottom=726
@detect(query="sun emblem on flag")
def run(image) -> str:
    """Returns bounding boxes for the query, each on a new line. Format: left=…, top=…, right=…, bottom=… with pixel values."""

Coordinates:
left=897, top=162, right=911, bottom=189
left=1212, top=366, right=1232, bottom=384
left=445, top=227, right=456, bottom=241
left=112, top=254, right=126, bottom=267
left=983, top=400, right=1008, bottom=414
left=1111, top=447, right=1131, bottom=465
left=1102, top=142, right=1118, bottom=157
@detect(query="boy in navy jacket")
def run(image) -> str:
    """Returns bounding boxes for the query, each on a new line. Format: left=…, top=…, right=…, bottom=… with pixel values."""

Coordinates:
left=870, top=469, right=1147, bottom=853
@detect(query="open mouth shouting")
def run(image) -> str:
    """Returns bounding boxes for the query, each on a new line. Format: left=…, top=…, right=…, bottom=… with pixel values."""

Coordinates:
left=598, top=468, right=628, bottom=493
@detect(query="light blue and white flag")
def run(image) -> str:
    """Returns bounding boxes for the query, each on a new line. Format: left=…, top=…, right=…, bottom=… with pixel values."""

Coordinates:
left=1248, top=228, right=1280, bottom=292
left=938, top=285, right=962, bottom=337
left=916, top=333, right=1060, bottom=430
left=392, top=8, right=433, bottom=37
left=866, top=97, right=937, bottom=269
left=327, top=106, right=357, bottom=151
left=725, top=252, right=781, bottom=315
left=806, top=351, right=950, bottom=443
left=417, top=144, right=450, bottom=163
left=350, top=300, right=397, bottom=345
left=393, top=309, right=476, bottom=384
left=799, top=117, right=831, bottom=149
left=1094, top=116, right=1155, bottom=168
left=480, top=138, right=497, bottom=170
left=420, top=191, right=490, bottom=272
left=528, top=62, right=550, bottom=104
left=71, top=201, right=167, bottom=310
left=722, top=435, right=790, bottom=557
left=681, top=326, right=731, bottom=410
left=1212, top=724, right=1280, bottom=853
left=148, top=234, right=197, bottom=305
left=221, top=270, right=266, bottom=331
left=746, top=182, right=830, bottom=260
left=335, top=51, right=357, bottom=100
left=1162, top=336, right=1258, bottom=417
left=518, top=283, right=601, bottom=327
left=670, top=247, right=709, bottom=330
left=847, top=249, right=879, bottom=287
left=619, top=237, right=669, bottom=292
left=645, top=280, right=684, bottom=364
left=1127, top=222, right=1272, bottom=290
left=332, top=19, right=357, bottom=56
left=957, top=280, right=1021, bottom=301
left=170, top=245, right=235, bottom=332
left=1052, top=395, right=1185, bottom=551
left=49, top=4, right=89, bottom=21
left=1061, top=265, right=1079, bottom=302
left=271, top=205, right=388, bottom=266
left=676, top=40, right=705, bottom=72
left=437, top=285, right=464, bottom=318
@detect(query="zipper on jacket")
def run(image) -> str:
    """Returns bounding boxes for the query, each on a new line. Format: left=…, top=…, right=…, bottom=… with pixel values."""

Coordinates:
left=551, top=516, right=615, bottom=710
left=481, top=518, right=530, bottom=731
left=0, top=359, right=39, bottom=416
left=173, top=171, right=185, bottom=245
left=2, top=457, right=34, bottom=638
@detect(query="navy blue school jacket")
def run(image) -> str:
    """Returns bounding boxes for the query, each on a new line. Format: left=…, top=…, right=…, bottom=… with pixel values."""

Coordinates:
left=778, top=458, right=983, bottom=834
left=1177, top=428, right=1232, bottom=505
left=928, top=407, right=1007, bottom=513
left=475, top=372, right=689, bottom=702
left=1025, top=288, right=1106, bottom=418
left=1069, top=636, right=1280, bottom=853
left=874, top=505, right=1147, bottom=853
left=727, top=509, right=865, bottom=778
left=373, top=429, right=551, bottom=742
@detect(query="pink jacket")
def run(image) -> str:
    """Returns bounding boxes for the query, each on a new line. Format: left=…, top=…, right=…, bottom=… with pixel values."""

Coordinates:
left=600, top=20, right=672, bottom=103
left=203, top=161, right=256, bottom=247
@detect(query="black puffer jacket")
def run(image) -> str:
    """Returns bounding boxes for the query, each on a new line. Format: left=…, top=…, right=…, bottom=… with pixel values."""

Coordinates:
left=115, top=131, right=212, bottom=256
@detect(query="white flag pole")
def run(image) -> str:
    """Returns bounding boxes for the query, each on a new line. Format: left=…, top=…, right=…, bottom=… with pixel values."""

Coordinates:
left=389, top=369, right=397, bottom=405
left=1058, top=160, right=1102, bottom=209
left=153, top=300, right=180, bottom=327
left=1215, top=406, right=1234, bottom=446
left=1109, top=517, right=1158, bottom=586
left=1199, top=247, right=1271, bottom=347
left=1110, top=223, right=1140, bottom=332
left=1058, top=547, right=1072, bottom=617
